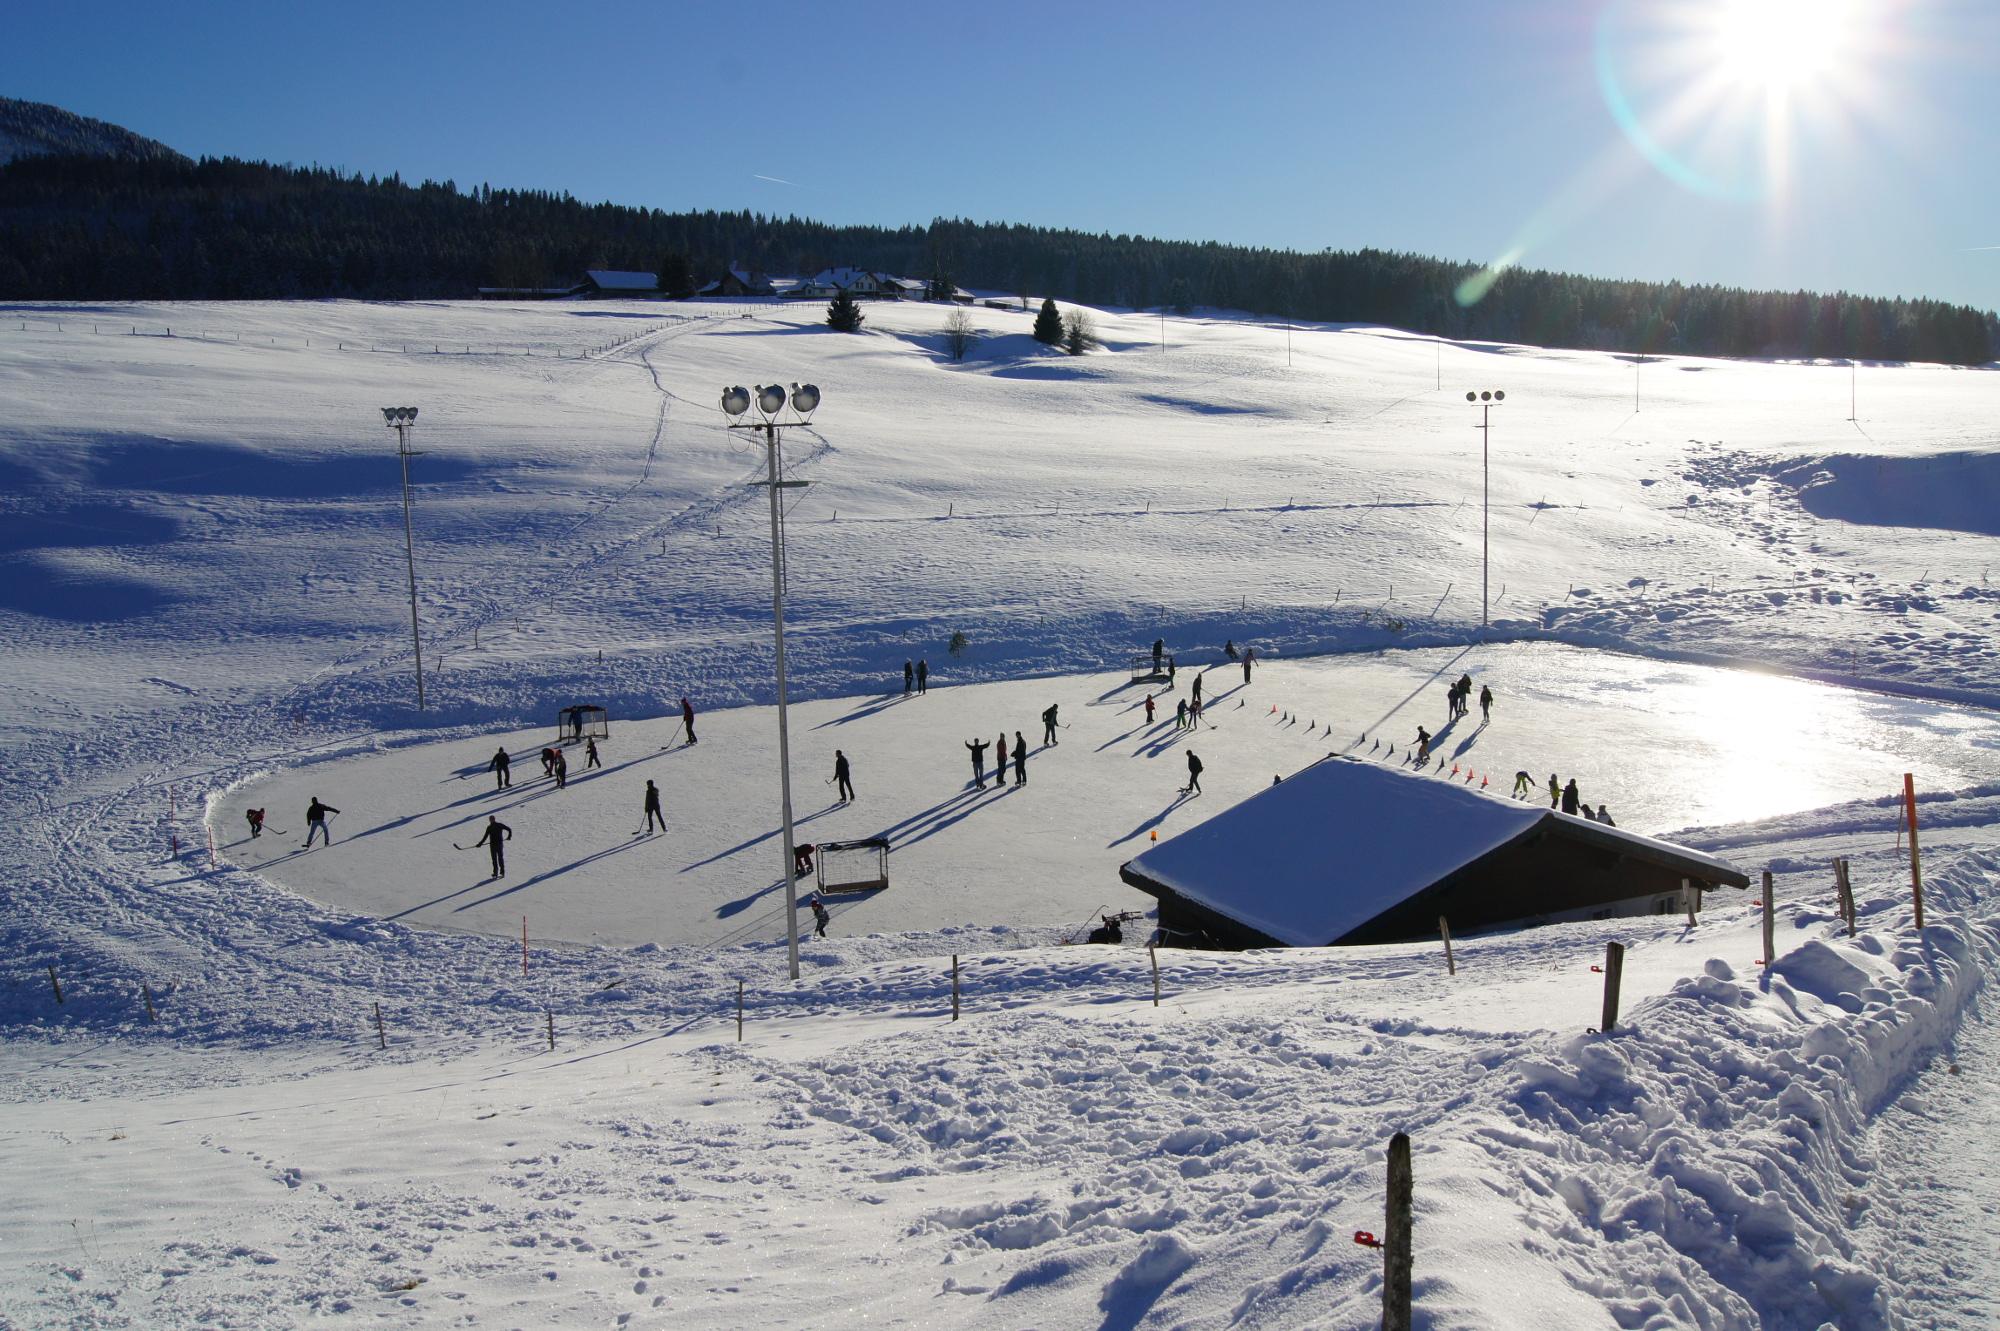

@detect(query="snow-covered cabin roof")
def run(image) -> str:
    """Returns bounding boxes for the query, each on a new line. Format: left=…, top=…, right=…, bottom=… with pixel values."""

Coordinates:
left=808, top=267, right=883, bottom=290
left=584, top=270, right=659, bottom=291
left=1121, top=756, right=1747, bottom=947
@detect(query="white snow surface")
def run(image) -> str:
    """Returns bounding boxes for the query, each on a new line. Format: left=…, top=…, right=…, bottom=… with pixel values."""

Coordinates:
left=2, top=297, right=1999, bottom=1328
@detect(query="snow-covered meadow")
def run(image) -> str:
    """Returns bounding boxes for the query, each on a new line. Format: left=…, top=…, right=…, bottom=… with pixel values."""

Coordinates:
left=2, top=295, right=1998, bottom=1328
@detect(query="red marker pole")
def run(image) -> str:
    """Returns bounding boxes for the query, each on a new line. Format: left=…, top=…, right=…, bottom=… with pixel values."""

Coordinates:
left=1904, top=773, right=1924, bottom=929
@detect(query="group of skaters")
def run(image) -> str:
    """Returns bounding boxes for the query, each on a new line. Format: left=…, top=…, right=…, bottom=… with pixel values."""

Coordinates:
left=900, top=659, right=931, bottom=695
left=1444, top=672, right=1492, bottom=724
left=243, top=796, right=339, bottom=848
left=1505, top=769, right=1615, bottom=825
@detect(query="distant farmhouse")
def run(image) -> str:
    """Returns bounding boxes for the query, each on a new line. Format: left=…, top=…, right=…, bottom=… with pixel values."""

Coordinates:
left=697, top=264, right=779, bottom=298
left=793, top=267, right=973, bottom=302
left=1121, top=756, right=1748, bottom=949
left=478, top=269, right=660, bottom=300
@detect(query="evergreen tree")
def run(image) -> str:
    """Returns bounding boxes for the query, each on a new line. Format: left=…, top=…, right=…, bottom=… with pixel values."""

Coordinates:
left=927, top=263, right=955, bottom=302
left=1033, top=297, right=1064, bottom=345
left=659, top=251, right=695, bottom=299
left=827, top=287, right=865, bottom=332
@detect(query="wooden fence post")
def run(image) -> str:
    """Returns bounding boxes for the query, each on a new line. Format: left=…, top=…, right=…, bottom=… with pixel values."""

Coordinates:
left=142, top=983, right=156, bottom=1022
left=1760, top=871, right=1774, bottom=967
left=1683, top=878, right=1697, bottom=929
left=736, top=979, right=744, bottom=1041
left=373, top=1001, right=386, bottom=1050
left=1903, top=773, right=1925, bottom=929
left=1439, top=917, right=1456, bottom=976
left=951, top=955, right=960, bottom=1022
left=546, top=1010, right=555, bottom=1052
left=1599, top=942, right=1625, bottom=1033
left=1836, top=858, right=1856, bottom=937
left=1150, top=945, right=1161, bottom=1006
left=1383, top=1131, right=1413, bottom=1331
left=522, top=916, right=529, bottom=977
left=47, top=963, right=63, bottom=1006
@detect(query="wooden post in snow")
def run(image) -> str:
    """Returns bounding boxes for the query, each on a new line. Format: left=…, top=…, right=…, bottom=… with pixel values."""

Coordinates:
left=47, top=963, right=63, bottom=1006
left=1439, top=917, right=1456, bottom=976
left=951, top=955, right=960, bottom=1022
left=1835, top=858, right=1856, bottom=937
left=545, top=1010, right=555, bottom=1052
left=1760, top=871, right=1775, bottom=967
left=1599, top=942, right=1625, bottom=1033
left=1903, top=773, right=1925, bottom=929
left=142, top=983, right=157, bottom=1022
left=1149, top=945, right=1161, bottom=1007
left=521, top=916, right=529, bottom=977
left=736, top=979, right=744, bottom=1042
left=1383, top=1131, right=1414, bottom=1331
left=1683, top=878, right=1697, bottom=929
left=373, top=1002, right=386, bottom=1050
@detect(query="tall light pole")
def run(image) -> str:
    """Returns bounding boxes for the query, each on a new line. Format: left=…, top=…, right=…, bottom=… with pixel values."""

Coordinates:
left=721, top=381, right=821, bottom=981
left=1467, top=390, right=1505, bottom=627
left=382, top=406, right=424, bottom=710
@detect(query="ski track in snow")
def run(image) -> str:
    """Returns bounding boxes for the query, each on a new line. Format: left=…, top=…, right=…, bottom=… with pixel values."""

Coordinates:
left=1, top=299, right=1998, bottom=1328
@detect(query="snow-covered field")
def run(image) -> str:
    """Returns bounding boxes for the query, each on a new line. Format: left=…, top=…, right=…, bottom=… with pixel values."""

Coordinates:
left=2, top=296, right=1998, bottom=1328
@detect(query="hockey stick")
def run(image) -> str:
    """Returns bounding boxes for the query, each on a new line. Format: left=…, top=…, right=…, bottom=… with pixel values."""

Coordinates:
left=660, top=721, right=687, bottom=750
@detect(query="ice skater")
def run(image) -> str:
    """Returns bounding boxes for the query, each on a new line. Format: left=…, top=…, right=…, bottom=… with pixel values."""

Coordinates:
left=680, top=697, right=697, bottom=745
left=585, top=736, right=601, bottom=769
left=1144, top=693, right=1156, bottom=724
left=1176, top=698, right=1189, bottom=730
left=540, top=747, right=557, bottom=778
left=916, top=659, right=929, bottom=695
left=1242, top=647, right=1255, bottom=684
left=1152, top=638, right=1165, bottom=671
left=643, top=779, right=665, bottom=834
left=1561, top=778, right=1580, bottom=815
left=474, top=815, right=512, bottom=879
left=1512, top=770, right=1532, bottom=799
left=993, top=732, right=1008, bottom=786
left=1415, top=727, right=1432, bottom=763
left=553, top=749, right=568, bottom=789
left=809, top=895, right=831, bottom=938
left=1184, top=750, right=1204, bottom=795
left=833, top=749, right=854, bottom=802
left=965, top=737, right=990, bottom=789
left=490, top=746, right=512, bottom=789
left=1478, top=684, right=1493, bottom=722
left=903, top=660, right=914, bottom=695
left=1456, top=673, right=1473, bottom=717
left=245, top=807, right=265, bottom=839
left=1191, top=672, right=1202, bottom=707
left=793, top=841, right=816, bottom=879
left=303, top=795, right=340, bottom=848
left=1548, top=773, right=1561, bottom=808
left=1013, top=730, right=1028, bottom=786
left=1042, top=704, right=1060, bottom=746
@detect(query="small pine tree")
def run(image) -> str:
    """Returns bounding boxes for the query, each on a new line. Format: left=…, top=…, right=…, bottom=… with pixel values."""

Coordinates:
left=1032, top=297, right=1063, bottom=345
left=1063, top=310, right=1095, bottom=356
left=827, top=289, right=864, bottom=333
left=948, top=630, right=969, bottom=657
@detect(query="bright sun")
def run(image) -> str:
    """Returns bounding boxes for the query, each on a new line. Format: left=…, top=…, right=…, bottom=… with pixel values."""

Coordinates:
left=1712, top=0, right=1858, bottom=91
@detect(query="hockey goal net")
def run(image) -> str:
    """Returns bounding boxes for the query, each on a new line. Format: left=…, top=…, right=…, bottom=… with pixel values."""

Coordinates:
left=816, top=838, right=889, bottom=893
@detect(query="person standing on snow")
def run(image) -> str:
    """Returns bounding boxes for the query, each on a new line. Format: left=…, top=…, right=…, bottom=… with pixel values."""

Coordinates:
left=1042, top=704, right=1060, bottom=746
left=1548, top=774, right=1561, bottom=808
left=490, top=746, right=512, bottom=789
left=903, top=660, right=914, bottom=695
left=833, top=749, right=854, bottom=803
left=1191, top=672, right=1202, bottom=706
left=1153, top=638, right=1165, bottom=671
left=680, top=697, right=698, bottom=745
left=1242, top=647, right=1254, bottom=684
left=1176, top=698, right=1189, bottom=730
left=246, top=807, right=265, bottom=839
left=585, top=736, right=601, bottom=770
left=1561, top=778, right=1581, bottom=815
left=553, top=749, right=568, bottom=790
left=1185, top=750, right=1204, bottom=795
left=304, top=796, right=340, bottom=848
left=1144, top=693, right=1156, bottom=724
left=1013, top=731, right=1028, bottom=786
left=809, top=895, right=831, bottom=938
left=993, top=732, right=1009, bottom=786
left=643, top=779, right=665, bottom=834
left=965, top=737, right=990, bottom=789
left=474, top=815, right=512, bottom=879
left=1414, top=727, right=1432, bottom=762
left=1456, top=673, right=1474, bottom=717
left=916, top=659, right=929, bottom=695
left=1478, top=684, right=1493, bottom=722
left=1445, top=681, right=1459, bottom=724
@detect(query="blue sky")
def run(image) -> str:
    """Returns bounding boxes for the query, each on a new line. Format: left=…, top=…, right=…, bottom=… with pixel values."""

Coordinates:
left=7, top=0, right=1997, bottom=311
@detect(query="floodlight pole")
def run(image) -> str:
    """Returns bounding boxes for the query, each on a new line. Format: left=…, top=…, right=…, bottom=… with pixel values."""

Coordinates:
left=385, top=409, right=425, bottom=710
left=725, top=385, right=818, bottom=982
left=1468, top=390, right=1504, bottom=628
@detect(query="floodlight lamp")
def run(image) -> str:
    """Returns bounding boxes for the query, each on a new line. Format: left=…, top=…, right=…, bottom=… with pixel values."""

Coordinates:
left=1466, top=392, right=1477, bottom=402
left=721, top=386, right=751, bottom=417
left=1480, top=391, right=1492, bottom=401
left=790, top=383, right=821, bottom=415
left=757, top=384, right=788, bottom=418
left=1494, top=390, right=1505, bottom=401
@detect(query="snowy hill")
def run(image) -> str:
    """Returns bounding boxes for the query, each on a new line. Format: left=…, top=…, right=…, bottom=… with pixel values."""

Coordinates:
left=2, top=298, right=1999, bottom=1328
left=0, top=96, right=184, bottom=165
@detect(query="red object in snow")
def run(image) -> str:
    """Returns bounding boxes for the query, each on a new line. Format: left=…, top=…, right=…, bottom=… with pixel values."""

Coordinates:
left=1353, top=1230, right=1383, bottom=1249
left=1590, top=964, right=1603, bottom=973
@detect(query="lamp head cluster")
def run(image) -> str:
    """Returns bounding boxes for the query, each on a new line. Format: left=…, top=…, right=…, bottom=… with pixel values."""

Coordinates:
left=381, top=406, right=420, bottom=426
left=722, top=383, right=821, bottom=422
left=1466, top=390, right=1504, bottom=403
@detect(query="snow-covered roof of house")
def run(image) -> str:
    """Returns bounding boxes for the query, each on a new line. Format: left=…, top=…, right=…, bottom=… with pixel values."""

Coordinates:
left=808, top=267, right=883, bottom=289
left=1121, top=756, right=1747, bottom=947
left=584, top=270, right=659, bottom=290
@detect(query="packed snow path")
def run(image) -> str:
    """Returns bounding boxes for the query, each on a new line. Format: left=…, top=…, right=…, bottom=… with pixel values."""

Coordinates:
left=220, top=642, right=2000, bottom=950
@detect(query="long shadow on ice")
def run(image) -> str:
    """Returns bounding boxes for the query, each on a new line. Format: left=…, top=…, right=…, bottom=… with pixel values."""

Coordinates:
left=452, top=835, right=653, bottom=912
left=1106, top=792, right=1197, bottom=849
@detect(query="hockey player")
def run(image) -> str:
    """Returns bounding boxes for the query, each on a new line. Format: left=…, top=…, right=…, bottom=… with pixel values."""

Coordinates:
left=1185, top=750, right=1204, bottom=795
left=965, top=737, right=990, bottom=789
left=474, top=815, right=512, bottom=879
left=680, top=697, right=697, bottom=745
left=585, top=736, right=601, bottom=770
left=643, top=779, right=665, bottom=834
left=993, top=733, right=1008, bottom=786
left=1013, top=731, right=1028, bottom=785
left=304, top=796, right=340, bottom=848
left=245, top=807, right=265, bottom=839
left=490, top=746, right=512, bottom=789
left=833, top=749, right=854, bottom=802
left=1042, top=704, right=1060, bottom=746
